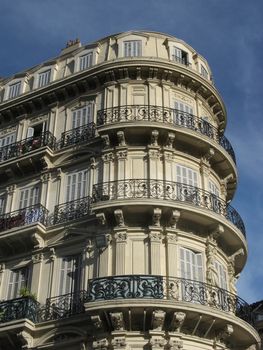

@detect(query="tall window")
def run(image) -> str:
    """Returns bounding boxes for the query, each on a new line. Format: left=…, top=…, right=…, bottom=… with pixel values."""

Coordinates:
left=38, top=69, right=51, bottom=88
left=19, top=186, right=40, bottom=209
left=172, top=47, right=188, bottom=65
left=209, top=181, right=220, bottom=197
left=66, top=170, right=89, bottom=202
left=214, top=261, right=227, bottom=290
left=7, top=267, right=29, bottom=299
left=176, top=165, right=198, bottom=187
left=180, top=247, right=203, bottom=281
left=79, top=52, right=93, bottom=71
left=200, top=64, right=209, bottom=79
left=8, top=81, right=21, bottom=99
left=124, top=40, right=142, bottom=57
left=174, top=101, right=194, bottom=128
left=0, top=133, right=16, bottom=148
left=72, top=105, right=93, bottom=129
left=59, top=256, right=81, bottom=295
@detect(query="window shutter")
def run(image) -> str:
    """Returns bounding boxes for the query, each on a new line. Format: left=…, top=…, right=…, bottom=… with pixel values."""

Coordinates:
left=176, top=165, right=198, bottom=186
left=7, top=268, right=28, bottom=299
left=180, top=247, right=203, bottom=282
left=66, top=170, right=88, bottom=202
left=215, top=261, right=227, bottom=289
left=0, top=197, right=5, bottom=214
left=0, top=133, right=16, bottom=148
left=27, top=127, right=34, bottom=138
left=59, top=256, right=81, bottom=295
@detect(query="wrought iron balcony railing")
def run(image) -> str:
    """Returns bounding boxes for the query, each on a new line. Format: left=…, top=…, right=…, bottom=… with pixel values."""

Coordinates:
left=97, top=105, right=236, bottom=163
left=0, top=296, right=39, bottom=323
left=87, top=275, right=253, bottom=325
left=53, top=196, right=92, bottom=225
left=0, top=204, right=48, bottom=232
left=92, top=179, right=245, bottom=236
left=39, top=290, right=88, bottom=322
left=58, top=123, right=96, bottom=149
left=0, top=131, right=56, bottom=163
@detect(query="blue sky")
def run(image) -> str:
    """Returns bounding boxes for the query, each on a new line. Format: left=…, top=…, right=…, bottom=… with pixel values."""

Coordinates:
left=1, top=0, right=263, bottom=303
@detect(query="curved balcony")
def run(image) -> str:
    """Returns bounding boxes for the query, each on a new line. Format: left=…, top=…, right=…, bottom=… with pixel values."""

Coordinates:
left=57, top=123, right=96, bottom=150
left=97, top=105, right=236, bottom=164
left=92, top=179, right=245, bottom=236
left=0, top=131, right=56, bottom=163
left=87, top=275, right=253, bottom=325
left=0, top=204, right=48, bottom=232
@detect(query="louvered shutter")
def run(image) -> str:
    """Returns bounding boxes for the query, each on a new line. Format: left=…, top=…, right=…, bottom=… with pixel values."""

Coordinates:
left=7, top=268, right=28, bottom=299
left=59, top=256, right=81, bottom=295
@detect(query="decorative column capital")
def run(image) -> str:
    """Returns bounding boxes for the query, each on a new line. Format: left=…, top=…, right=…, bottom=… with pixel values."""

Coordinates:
left=116, top=150, right=128, bottom=160
left=102, top=152, right=115, bottom=162
left=111, top=337, right=126, bottom=349
left=92, top=339, right=109, bottom=350
left=148, top=230, right=162, bottom=242
left=152, top=208, right=162, bottom=227
left=110, top=312, right=125, bottom=331
left=32, top=253, right=44, bottom=264
left=91, top=315, right=103, bottom=329
left=115, top=232, right=127, bottom=243
left=149, top=336, right=166, bottom=349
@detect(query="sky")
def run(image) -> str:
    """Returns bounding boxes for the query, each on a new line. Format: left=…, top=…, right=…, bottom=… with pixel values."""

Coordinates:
left=0, top=0, right=263, bottom=303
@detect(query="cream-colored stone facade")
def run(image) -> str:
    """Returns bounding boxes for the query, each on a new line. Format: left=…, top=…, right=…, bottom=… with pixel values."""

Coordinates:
left=0, top=31, right=259, bottom=349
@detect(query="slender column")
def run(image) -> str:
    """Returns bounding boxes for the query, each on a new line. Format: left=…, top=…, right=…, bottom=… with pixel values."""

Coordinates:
left=148, top=228, right=162, bottom=275
left=165, top=230, right=178, bottom=277
left=31, top=253, right=44, bottom=299
left=0, top=263, right=5, bottom=299
left=116, top=148, right=127, bottom=181
left=5, top=184, right=16, bottom=212
left=40, top=173, right=51, bottom=208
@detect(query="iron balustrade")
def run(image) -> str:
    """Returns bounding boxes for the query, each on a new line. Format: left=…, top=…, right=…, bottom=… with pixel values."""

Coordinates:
left=0, top=204, right=48, bottom=232
left=87, top=275, right=253, bottom=325
left=39, top=290, right=88, bottom=322
left=53, top=196, right=92, bottom=225
left=92, top=179, right=246, bottom=236
left=58, top=123, right=96, bottom=149
left=0, top=131, right=56, bottom=163
left=0, top=296, right=39, bottom=323
left=97, top=105, right=236, bottom=163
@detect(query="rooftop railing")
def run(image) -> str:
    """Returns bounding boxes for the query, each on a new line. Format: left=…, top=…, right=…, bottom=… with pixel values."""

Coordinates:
left=92, top=179, right=245, bottom=236
left=0, top=131, right=56, bottom=163
left=0, top=204, right=48, bottom=232
left=97, top=105, right=236, bottom=164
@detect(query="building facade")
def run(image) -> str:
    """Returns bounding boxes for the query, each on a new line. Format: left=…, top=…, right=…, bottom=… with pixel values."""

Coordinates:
left=0, top=31, right=259, bottom=349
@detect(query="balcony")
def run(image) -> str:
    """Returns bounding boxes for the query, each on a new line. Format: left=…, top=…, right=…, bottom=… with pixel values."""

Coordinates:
left=97, top=105, right=236, bottom=164
left=92, top=179, right=245, bottom=236
left=57, top=123, right=96, bottom=150
left=0, top=131, right=56, bottom=164
left=0, top=204, right=48, bottom=233
left=87, top=274, right=253, bottom=325
left=53, top=196, right=92, bottom=225
left=0, top=296, right=39, bottom=324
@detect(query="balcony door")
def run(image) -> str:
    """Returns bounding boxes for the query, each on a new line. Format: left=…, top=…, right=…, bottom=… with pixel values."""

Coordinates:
left=7, top=267, right=29, bottom=299
left=174, top=101, right=194, bottom=128
left=72, top=105, right=93, bottom=129
left=66, top=170, right=89, bottom=202
left=58, top=256, right=81, bottom=296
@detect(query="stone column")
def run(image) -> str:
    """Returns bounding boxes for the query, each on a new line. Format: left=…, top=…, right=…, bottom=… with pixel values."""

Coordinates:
left=165, top=230, right=178, bottom=277
left=40, top=173, right=51, bottom=208
left=31, top=253, right=44, bottom=299
left=148, top=227, right=163, bottom=275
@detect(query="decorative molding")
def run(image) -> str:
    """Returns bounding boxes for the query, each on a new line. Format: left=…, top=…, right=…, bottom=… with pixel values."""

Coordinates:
left=92, top=339, right=109, bottom=350
left=206, top=243, right=218, bottom=286
left=166, top=233, right=177, bottom=243
left=151, top=130, right=159, bottom=146
left=166, top=132, right=175, bottom=148
left=31, top=233, right=44, bottom=249
left=90, top=157, right=96, bottom=169
left=152, top=310, right=166, bottom=331
left=116, top=150, right=128, bottom=160
left=149, top=231, right=162, bottom=242
left=115, top=232, right=127, bottom=243
left=114, top=209, right=125, bottom=227
left=148, top=149, right=161, bottom=160
left=170, top=209, right=180, bottom=228
left=17, top=331, right=33, bottom=350
left=40, top=173, right=51, bottom=183
left=96, top=212, right=107, bottom=226
left=153, top=208, right=162, bottom=227
left=117, top=131, right=126, bottom=146
left=32, top=253, right=44, bottom=264
left=49, top=247, right=56, bottom=261
left=0, top=125, right=17, bottom=137
left=110, top=312, right=125, bottom=331
left=102, top=152, right=115, bottom=162
left=216, top=324, right=234, bottom=344
left=171, top=312, right=186, bottom=331
left=149, top=336, right=166, bottom=349
left=101, top=134, right=110, bottom=148
left=91, top=315, right=103, bottom=329
left=111, top=337, right=126, bottom=349
left=6, top=184, right=16, bottom=195
left=167, top=339, right=183, bottom=350
left=29, top=114, right=48, bottom=125
left=207, top=224, right=224, bottom=245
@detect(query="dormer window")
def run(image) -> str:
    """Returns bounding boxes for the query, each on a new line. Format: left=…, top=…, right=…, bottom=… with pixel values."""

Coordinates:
left=8, top=81, right=21, bottom=99
left=172, top=47, right=188, bottom=66
left=38, top=69, right=51, bottom=88
left=200, top=64, right=209, bottom=79
left=124, top=40, right=142, bottom=57
left=79, top=52, right=93, bottom=71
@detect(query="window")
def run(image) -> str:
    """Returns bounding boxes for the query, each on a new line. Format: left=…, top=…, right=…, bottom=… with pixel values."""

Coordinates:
left=172, top=47, right=188, bottom=65
left=0, top=132, right=16, bottom=162
left=8, top=81, right=21, bottom=99
left=124, top=40, right=142, bottom=57
left=72, top=105, right=93, bottom=129
left=7, top=267, right=29, bottom=299
left=38, top=69, right=51, bottom=88
left=200, top=64, right=209, bottom=79
left=176, top=165, right=198, bottom=187
left=209, top=180, right=222, bottom=213
left=79, top=52, right=93, bottom=71
left=0, top=133, right=16, bottom=148
left=209, top=181, right=220, bottom=197
left=180, top=247, right=203, bottom=281
left=19, top=186, right=40, bottom=209
left=66, top=170, right=90, bottom=202
left=59, top=255, right=81, bottom=295
left=176, top=165, right=198, bottom=204
left=214, top=261, right=227, bottom=290
left=174, top=101, right=194, bottom=128
left=0, top=197, right=5, bottom=214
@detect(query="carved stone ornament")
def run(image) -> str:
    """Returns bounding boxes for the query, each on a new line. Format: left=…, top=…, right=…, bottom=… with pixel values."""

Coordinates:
left=148, top=149, right=160, bottom=160
left=102, top=153, right=115, bottom=162
left=115, top=232, right=127, bottom=243
left=40, top=172, right=51, bottom=183
left=151, top=129, right=159, bottom=146
left=153, top=208, right=162, bottom=226
left=166, top=233, right=177, bottom=243
left=114, top=209, right=125, bottom=227
left=49, top=248, right=56, bottom=261
left=111, top=337, right=126, bottom=349
left=96, top=212, right=107, bottom=226
left=92, top=339, right=109, bottom=350
left=167, top=339, right=183, bottom=350
left=166, top=132, right=175, bottom=148
left=149, top=336, right=166, bottom=349
left=101, top=134, right=110, bottom=148
left=117, top=131, right=126, bottom=146
left=110, top=312, right=125, bottom=331
left=206, top=244, right=219, bottom=286
left=216, top=324, right=234, bottom=344
left=31, top=232, right=44, bottom=249
left=116, top=150, right=128, bottom=160
left=149, top=231, right=162, bottom=242
left=152, top=309, right=166, bottom=331
left=90, top=157, right=96, bottom=169
left=0, top=262, right=5, bottom=272
left=17, top=331, right=33, bottom=349
left=207, top=224, right=224, bottom=245
left=171, top=312, right=186, bottom=331
left=6, top=184, right=16, bottom=194
left=32, top=253, right=44, bottom=264
left=91, top=315, right=103, bottom=329
left=0, top=125, right=16, bottom=137
left=170, top=209, right=180, bottom=228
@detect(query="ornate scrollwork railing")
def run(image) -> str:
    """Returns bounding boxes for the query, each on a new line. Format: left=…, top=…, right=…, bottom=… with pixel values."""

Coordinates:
left=0, top=296, right=40, bottom=323
left=87, top=275, right=253, bottom=325
left=0, top=204, right=48, bottom=232
left=53, top=196, right=92, bottom=225
left=39, top=290, right=88, bottom=322
left=58, top=123, right=96, bottom=149
left=0, top=131, right=56, bottom=163
left=92, top=179, right=245, bottom=236
left=97, top=105, right=236, bottom=163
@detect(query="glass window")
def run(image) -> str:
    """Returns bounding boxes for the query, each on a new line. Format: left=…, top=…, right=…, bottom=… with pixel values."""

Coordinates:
left=72, top=105, right=93, bottom=129
left=209, top=181, right=220, bottom=197
left=200, top=64, right=209, bottom=79
left=8, top=81, right=21, bottom=99
left=214, top=261, right=227, bottom=290
left=7, top=267, right=29, bottom=299
left=79, top=52, right=93, bottom=71
left=124, top=40, right=142, bottom=57
left=59, top=255, right=81, bottom=295
left=172, top=47, right=188, bottom=65
left=176, top=165, right=198, bottom=187
left=38, top=69, right=51, bottom=88
left=66, top=170, right=90, bottom=202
